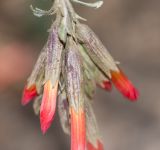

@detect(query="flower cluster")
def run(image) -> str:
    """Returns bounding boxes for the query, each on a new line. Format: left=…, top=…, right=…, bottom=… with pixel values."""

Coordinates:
left=22, top=0, right=139, bottom=150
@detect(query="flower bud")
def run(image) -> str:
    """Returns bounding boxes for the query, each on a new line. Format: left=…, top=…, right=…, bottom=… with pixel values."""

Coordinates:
left=65, top=37, right=86, bottom=150
left=76, top=23, right=138, bottom=101
left=40, top=80, right=58, bottom=134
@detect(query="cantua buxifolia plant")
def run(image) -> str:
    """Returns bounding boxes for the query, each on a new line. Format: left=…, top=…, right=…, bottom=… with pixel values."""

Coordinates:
left=22, top=0, right=139, bottom=149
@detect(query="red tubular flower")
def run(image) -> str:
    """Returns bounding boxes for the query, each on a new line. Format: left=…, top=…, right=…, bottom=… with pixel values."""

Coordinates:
left=111, top=70, right=139, bottom=101
left=87, top=140, right=104, bottom=150
left=71, top=107, right=86, bottom=150
left=21, top=84, right=38, bottom=106
left=40, top=80, right=58, bottom=134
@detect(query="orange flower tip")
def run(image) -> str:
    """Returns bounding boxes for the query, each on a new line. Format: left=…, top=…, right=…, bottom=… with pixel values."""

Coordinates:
left=101, top=81, right=112, bottom=91
left=87, top=140, right=104, bottom=150
left=111, top=70, right=139, bottom=101
left=71, top=107, right=86, bottom=150
left=40, top=80, right=58, bottom=134
left=21, top=84, right=38, bottom=106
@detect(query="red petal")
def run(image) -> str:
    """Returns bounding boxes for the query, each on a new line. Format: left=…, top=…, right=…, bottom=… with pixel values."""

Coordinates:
left=21, top=84, right=38, bottom=106
left=71, top=107, right=86, bottom=150
left=100, top=80, right=112, bottom=91
left=40, top=80, right=58, bottom=134
left=87, top=140, right=104, bottom=150
left=111, top=70, right=139, bottom=101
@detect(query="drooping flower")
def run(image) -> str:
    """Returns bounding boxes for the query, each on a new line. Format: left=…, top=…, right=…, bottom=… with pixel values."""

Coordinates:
left=76, top=23, right=139, bottom=101
left=22, top=0, right=139, bottom=150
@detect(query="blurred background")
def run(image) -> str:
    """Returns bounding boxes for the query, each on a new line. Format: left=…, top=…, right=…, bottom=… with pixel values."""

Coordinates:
left=0, top=0, right=160, bottom=150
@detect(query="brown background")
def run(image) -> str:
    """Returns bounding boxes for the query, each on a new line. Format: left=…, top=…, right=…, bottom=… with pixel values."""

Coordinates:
left=0, top=0, right=160, bottom=150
